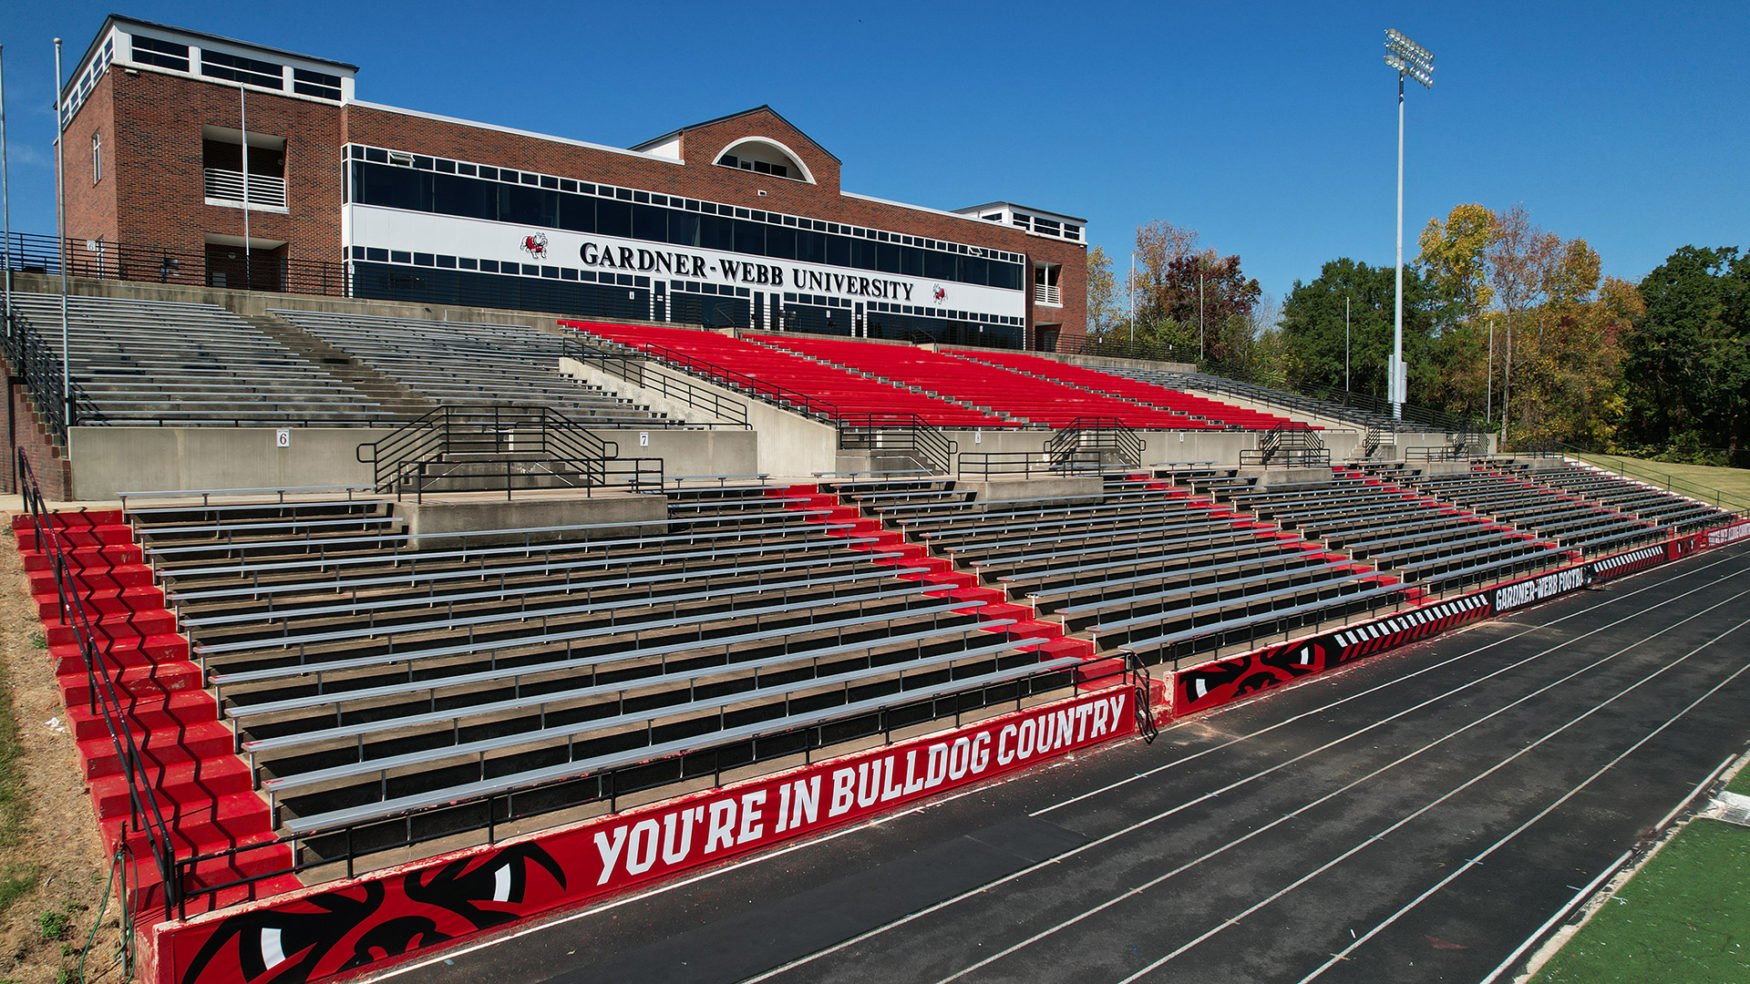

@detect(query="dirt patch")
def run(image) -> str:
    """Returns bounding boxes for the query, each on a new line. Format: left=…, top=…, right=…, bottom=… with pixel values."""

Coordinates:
left=0, top=507, right=130, bottom=984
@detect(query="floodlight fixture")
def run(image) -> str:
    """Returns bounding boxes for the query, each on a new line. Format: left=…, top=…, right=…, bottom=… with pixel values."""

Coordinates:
left=1382, top=28, right=1435, bottom=419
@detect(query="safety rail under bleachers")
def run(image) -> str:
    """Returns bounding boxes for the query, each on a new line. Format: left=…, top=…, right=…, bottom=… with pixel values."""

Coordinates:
left=559, top=337, right=750, bottom=426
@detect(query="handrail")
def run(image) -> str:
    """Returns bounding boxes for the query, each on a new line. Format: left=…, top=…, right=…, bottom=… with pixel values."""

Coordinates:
left=1045, top=416, right=1143, bottom=469
left=356, top=405, right=640, bottom=499
left=837, top=412, right=959, bottom=475
left=17, top=449, right=180, bottom=918
left=560, top=337, right=750, bottom=427
left=563, top=325, right=845, bottom=423
left=958, top=450, right=1106, bottom=478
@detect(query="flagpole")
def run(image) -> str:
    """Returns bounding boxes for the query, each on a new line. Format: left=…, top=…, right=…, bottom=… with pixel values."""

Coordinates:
left=1, top=44, right=14, bottom=330
left=54, top=38, right=71, bottom=433
left=240, top=86, right=251, bottom=290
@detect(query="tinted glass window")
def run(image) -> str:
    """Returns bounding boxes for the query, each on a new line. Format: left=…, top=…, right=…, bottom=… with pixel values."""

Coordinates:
left=733, top=220, right=764, bottom=255
left=556, top=193, right=594, bottom=232
left=796, top=230, right=826, bottom=264
left=353, top=162, right=429, bottom=211
left=876, top=243, right=901, bottom=274
left=666, top=211, right=700, bottom=247
left=698, top=214, right=734, bottom=251
left=766, top=226, right=797, bottom=261
left=900, top=246, right=924, bottom=277
left=432, top=173, right=494, bottom=221
left=923, top=250, right=954, bottom=281
left=632, top=204, right=667, bottom=242
left=596, top=199, right=632, bottom=238
left=962, top=256, right=989, bottom=286
left=825, top=235, right=851, bottom=268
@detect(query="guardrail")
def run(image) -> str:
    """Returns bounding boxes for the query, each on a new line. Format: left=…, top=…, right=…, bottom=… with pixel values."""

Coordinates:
left=838, top=412, right=958, bottom=475
left=958, top=450, right=1105, bottom=478
left=17, top=449, right=178, bottom=921
left=560, top=337, right=750, bottom=428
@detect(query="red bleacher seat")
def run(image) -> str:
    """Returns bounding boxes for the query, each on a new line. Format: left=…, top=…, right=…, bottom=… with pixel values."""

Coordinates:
left=562, top=322, right=1014, bottom=428
left=951, top=349, right=1311, bottom=431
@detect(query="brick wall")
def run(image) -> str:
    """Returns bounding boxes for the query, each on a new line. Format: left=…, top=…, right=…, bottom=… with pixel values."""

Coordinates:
left=1, top=381, right=72, bottom=500
left=60, top=73, right=120, bottom=246
left=65, top=73, right=1086, bottom=348
left=101, top=70, right=346, bottom=267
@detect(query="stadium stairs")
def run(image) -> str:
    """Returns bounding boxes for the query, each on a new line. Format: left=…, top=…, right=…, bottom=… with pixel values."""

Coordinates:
left=14, top=508, right=300, bottom=917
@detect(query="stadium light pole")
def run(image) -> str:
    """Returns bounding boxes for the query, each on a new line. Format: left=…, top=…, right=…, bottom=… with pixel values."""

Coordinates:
left=54, top=37, right=71, bottom=433
left=1384, top=28, right=1432, bottom=421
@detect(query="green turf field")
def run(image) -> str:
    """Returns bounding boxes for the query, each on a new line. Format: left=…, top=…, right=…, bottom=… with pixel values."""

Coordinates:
left=1529, top=817, right=1750, bottom=983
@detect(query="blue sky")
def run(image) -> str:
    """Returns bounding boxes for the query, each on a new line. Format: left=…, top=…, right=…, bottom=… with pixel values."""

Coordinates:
left=2, top=1, right=1746, bottom=307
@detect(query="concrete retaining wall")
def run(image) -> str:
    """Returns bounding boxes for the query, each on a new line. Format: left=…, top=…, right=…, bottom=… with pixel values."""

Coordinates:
left=68, top=426, right=390, bottom=499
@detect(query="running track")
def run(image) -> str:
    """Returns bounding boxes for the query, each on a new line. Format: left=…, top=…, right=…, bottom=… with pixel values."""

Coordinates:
left=375, top=539, right=1750, bottom=984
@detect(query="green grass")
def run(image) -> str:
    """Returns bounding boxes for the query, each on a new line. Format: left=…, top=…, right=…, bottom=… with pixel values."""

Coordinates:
left=0, top=647, right=25, bottom=850
left=1531, top=818, right=1750, bottom=983
left=1567, top=452, right=1750, bottom=512
left=1728, top=766, right=1750, bottom=798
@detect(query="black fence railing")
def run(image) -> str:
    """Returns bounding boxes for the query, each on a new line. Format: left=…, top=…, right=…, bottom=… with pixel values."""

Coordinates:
left=1512, top=439, right=1750, bottom=516
left=1045, top=416, right=1144, bottom=470
left=558, top=338, right=750, bottom=427
left=3, top=231, right=350, bottom=297
left=356, top=405, right=662, bottom=500
left=574, top=331, right=845, bottom=423
left=0, top=303, right=92, bottom=446
left=958, top=450, right=1106, bottom=478
left=17, top=449, right=178, bottom=921
left=838, top=412, right=959, bottom=475
left=1240, top=423, right=1330, bottom=468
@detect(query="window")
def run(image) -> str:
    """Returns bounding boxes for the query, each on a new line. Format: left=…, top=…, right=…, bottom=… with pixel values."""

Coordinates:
left=201, top=50, right=284, bottom=90
left=131, top=35, right=190, bottom=72
left=713, top=138, right=811, bottom=183
left=204, top=129, right=288, bottom=208
left=1033, top=264, right=1062, bottom=306
left=91, top=132, right=102, bottom=183
left=292, top=68, right=342, bottom=100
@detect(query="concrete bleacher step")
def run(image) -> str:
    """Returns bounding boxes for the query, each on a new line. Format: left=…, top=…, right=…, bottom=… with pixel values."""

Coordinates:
left=88, top=753, right=254, bottom=821
left=126, top=836, right=298, bottom=916
left=78, top=720, right=238, bottom=779
left=66, top=688, right=218, bottom=741
left=58, top=660, right=202, bottom=705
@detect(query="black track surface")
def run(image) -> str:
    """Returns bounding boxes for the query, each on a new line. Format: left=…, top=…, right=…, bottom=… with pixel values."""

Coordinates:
left=375, top=540, right=1750, bottom=984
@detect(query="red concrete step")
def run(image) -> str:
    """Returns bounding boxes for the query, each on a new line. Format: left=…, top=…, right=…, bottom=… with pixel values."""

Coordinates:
left=16, top=523, right=134, bottom=550
left=43, top=609, right=179, bottom=647
left=67, top=689, right=217, bottom=741
left=89, top=754, right=252, bottom=820
left=29, top=563, right=157, bottom=594
left=106, top=789, right=277, bottom=860
left=49, top=632, right=190, bottom=674
left=34, top=584, right=165, bottom=620
left=20, top=543, right=144, bottom=572
left=79, top=720, right=235, bottom=779
left=58, top=660, right=202, bottom=705
left=127, top=833, right=294, bottom=915
left=1005, top=618, right=1068, bottom=641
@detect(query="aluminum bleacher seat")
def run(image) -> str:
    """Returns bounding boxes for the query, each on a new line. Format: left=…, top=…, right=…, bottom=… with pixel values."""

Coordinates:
left=9, top=293, right=392, bottom=426
left=273, top=309, right=682, bottom=427
left=129, top=485, right=1075, bottom=857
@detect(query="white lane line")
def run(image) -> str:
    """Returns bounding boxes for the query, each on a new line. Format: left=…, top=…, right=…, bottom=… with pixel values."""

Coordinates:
left=1295, top=634, right=1750, bottom=984
left=741, top=577, right=1749, bottom=984
left=1475, top=753, right=1733, bottom=984
left=1035, top=553, right=1747, bottom=815
left=927, top=599, right=1750, bottom=984
left=1117, top=619, right=1750, bottom=984
left=356, top=780, right=1000, bottom=983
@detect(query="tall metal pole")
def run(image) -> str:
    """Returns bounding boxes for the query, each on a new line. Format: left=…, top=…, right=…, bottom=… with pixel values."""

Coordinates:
left=1344, top=294, right=1351, bottom=392
left=1, top=45, right=14, bottom=330
left=1197, top=267, right=1206, bottom=362
left=1391, top=69, right=1405, bottom=420
left=54, top=38, right=70, bottom=432
left=240, top=86, right=251, bottom=290
left=1485, top=320, right=1493, bottom=423
left=1127, top=250, right=1135, bottom=345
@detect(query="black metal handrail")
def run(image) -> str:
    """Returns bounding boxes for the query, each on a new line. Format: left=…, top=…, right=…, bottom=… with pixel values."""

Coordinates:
left=4, top=230, right=350, bottom=297
left=559, top=337, right=750, bottom=427
left=566, top=327, right=845, bottom=423
left=17, top=449, right=180, bottom=918
left=958, top=450, right=1105, bottom=478
left=1, top=304, right=99, bottom=446
left=1513, top=439, right=1750, bottom=516
left=1045, top=416, right=1144, bottom=469
left=357, top=405, right=633, bottom=498
left=837, top=412, right=959, bottom=475
left=1241, top=423, right=1330, bottom=468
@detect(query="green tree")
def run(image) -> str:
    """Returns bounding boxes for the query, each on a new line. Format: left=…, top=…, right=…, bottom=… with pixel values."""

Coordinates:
left=1085, top=245, right=1120, bottom=338
left=1624, top=246, right=1750, bottom=453
left=1279, top=258, right=1436, bottom=404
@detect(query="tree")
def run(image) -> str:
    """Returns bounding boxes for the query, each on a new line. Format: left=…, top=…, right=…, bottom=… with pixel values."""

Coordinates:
left=1085, top=245, right=1120, bottom=339
left=1623, top=246, right=1750, bottom=454
left=1418, top=203, right=1496, bottom=323
left=1279, top=258, right=1436, bottom=404
left=1485, top=205, right=1563, bottom=439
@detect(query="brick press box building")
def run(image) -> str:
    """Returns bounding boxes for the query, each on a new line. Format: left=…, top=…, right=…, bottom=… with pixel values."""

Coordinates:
left=58, top=15, right=1089, bottom=351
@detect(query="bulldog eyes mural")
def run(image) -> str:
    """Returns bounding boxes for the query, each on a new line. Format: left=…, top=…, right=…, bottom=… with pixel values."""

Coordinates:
left=179, top=844, right=567, bottom=984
